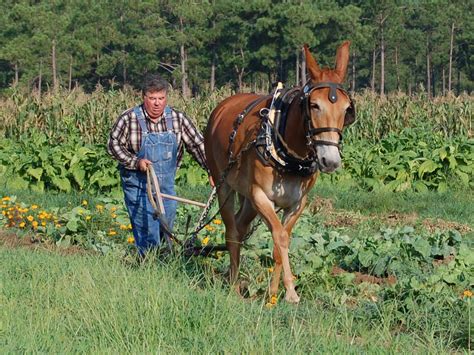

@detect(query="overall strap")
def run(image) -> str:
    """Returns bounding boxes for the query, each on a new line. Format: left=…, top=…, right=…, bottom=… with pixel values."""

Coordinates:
left=133, top=105, right=148, bottom=134
left=164, top=106, right=174, bottom=133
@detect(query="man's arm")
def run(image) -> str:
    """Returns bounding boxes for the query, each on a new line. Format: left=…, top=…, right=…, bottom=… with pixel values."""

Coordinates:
left=179, top=113, right=209, bottom=172
left=107, top=114, right=140, bottom=170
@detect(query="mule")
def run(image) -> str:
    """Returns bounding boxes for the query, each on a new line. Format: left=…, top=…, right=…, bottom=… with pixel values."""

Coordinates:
left=204, top=41, right=355, bottom=303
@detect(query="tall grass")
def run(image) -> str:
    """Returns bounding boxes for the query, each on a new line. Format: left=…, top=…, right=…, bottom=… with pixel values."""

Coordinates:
left=1, top=247, right=469, bottom=353
left=0, top=87, right=472, bottom=145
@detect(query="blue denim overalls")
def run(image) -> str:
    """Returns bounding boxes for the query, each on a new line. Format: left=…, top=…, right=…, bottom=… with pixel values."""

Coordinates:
left=120, top=105, right=178, bottom=255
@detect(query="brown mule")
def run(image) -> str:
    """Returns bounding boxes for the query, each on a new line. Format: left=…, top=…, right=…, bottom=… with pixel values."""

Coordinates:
left=204, top=41, right=355, bottom=303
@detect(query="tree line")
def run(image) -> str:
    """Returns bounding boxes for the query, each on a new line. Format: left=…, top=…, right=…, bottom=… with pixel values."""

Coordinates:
left=0, top=0, right=472, bottom=97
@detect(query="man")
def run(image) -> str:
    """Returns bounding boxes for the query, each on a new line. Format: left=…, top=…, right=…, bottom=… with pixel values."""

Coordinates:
left=108, top=74, right=211, bottom=256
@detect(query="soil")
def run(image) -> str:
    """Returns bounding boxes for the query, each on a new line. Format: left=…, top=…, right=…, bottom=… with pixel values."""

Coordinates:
left=331, top=266, right=398, bottom=286
left=309, top=196, right=472, bottom=234
left=0, top=229, right=90, bottom=256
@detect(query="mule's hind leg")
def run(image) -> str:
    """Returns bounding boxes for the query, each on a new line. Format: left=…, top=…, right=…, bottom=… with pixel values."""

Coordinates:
left=217, top=183, right=240, bottom=283
left=235, top=196, right=258, bottom=241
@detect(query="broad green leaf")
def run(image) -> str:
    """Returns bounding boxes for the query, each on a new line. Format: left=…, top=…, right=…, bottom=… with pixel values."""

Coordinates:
left=412, top=238, right=431, bottom=259
left=358, top=249, right=374, bottom=268
left=418, top=160, right=438, bottom=178
left=6, top=177, right=29, bottom=190
left=66, top=219, right=78, bottom=232
left=70, top=164, right=86, bottom=188
left=51, top=176, right=71, bottom=192
left=27, top=167, right=43, bottom=180
left=437, top=182, right=447, bottom=193
left=454, top=170, right=469, bottom=186
left=413, top=181, right=428, bottom=193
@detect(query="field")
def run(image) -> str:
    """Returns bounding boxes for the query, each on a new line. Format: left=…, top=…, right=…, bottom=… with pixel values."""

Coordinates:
left=0, top=88, right=473, bottom=353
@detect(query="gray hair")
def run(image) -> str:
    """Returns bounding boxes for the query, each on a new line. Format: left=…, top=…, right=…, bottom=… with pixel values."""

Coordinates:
left=142, top=74, right=170, bottom=95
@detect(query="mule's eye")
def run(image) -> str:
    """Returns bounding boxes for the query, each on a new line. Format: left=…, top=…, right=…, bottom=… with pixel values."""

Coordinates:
left=310, top=103, right=320, bottom=111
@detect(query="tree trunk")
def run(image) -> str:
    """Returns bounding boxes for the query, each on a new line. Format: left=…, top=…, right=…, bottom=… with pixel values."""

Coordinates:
left=52, top=39, right=58, bottom=91
left=295, top=49, right=299, bottom=86
left=448, top=22, right=454, bottom=92
left=68, top=56, right=73, bottom=91
left=442, top=67, right=446, bottom=95
left=14, top=62, right=19, bottom=87
left=122, top=52, right=127, bottom=85
left=426, top=37, right=431, bottom=98
left=210, top=57, right=216, bottom=92
left=380, top=25, right=385, bottom=96
left=180, top=43, right=189, bottom=97
left=210, top=20, right=216, bottom=92
left=38, top=60, right=42, bottom=98
left=395, top=46, right=400, bottom=92
left=371, top=47, right=376, bottom=92
left=351, top=51, right=356, bottom=94
left=301, top=46, right=306, bottom=85
left=179, top=17, right=190, bottom=98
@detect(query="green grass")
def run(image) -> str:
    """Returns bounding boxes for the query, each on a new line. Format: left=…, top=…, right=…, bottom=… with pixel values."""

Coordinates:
left=0, top=247, right=468, bottom=353
left=313, top=181, right=474, bottom=226
left=1, top=184, right=472, bottom=352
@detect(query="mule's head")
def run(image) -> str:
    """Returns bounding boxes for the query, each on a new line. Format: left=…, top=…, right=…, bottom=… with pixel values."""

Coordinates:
left=302, top=41, right=355, bottom=173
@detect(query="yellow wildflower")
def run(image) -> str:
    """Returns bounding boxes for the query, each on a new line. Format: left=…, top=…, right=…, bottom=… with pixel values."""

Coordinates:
left=205, top=225, right=214, bottom=232
left=27, top=215, right=34, bottom=222
left=120, top=224, right=128, bottom=230
left=1, top=211, right=5, bottom=216
left=2, top=196, right=10, bottom=201
left=202, top=236, right=210, bottom=246
left=265, top=295, right=278, bottom=309
left=96, top=204, right=104, bottom=212
left=19, top=222, right=26, bottom=228
left=41, top=221, right=46, bottom=226
left=127, top=224, right=132, bottom=230
left=108, top=230, right=117, bottom=236
left=268, top=267, right=274, bottom=273
left=32, top=221, right=39, bottom=228
left=31, top=204, right=39, bottom=210
left=213, top=219, right=222, bottom=225
left=464, top=290, right=473, bottom=298
left=55, top=223, right=62, bottom=228
left=85, top=216, right=91, bottom=221
left=82, top=200, right=88, bottom=206
left=111, top=213, right=117, bottom=219
left=127, top=236, right=135, bottom=244
left=111, top=206, right=117, bottom=212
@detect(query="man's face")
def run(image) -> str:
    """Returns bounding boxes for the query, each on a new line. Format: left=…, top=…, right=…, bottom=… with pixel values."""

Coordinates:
left=143, top=89, right=167, bottom=119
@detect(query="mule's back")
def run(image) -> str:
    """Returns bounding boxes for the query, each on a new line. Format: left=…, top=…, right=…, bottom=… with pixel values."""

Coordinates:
left=204, top=93, right=270, bottom=180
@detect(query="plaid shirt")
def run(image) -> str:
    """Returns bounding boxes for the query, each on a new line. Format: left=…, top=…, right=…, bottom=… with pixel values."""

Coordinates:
left=107, top=104, right=208, bottom=171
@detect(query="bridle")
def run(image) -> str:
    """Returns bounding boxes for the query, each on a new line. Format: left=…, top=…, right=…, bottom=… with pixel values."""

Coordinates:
left=301, top=82, right=355, bottom=150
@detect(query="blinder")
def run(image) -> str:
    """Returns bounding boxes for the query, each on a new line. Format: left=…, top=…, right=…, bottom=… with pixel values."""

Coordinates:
left=302, top=81, right=356, bottom=149
left=303, top=81, right=356, bottom=127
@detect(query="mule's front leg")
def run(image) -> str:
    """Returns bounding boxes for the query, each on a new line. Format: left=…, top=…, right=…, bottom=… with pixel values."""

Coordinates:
left=252, top=188, right=300, bottom=303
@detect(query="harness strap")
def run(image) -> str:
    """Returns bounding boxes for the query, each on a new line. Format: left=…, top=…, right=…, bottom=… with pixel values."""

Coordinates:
left=133, top=105, right=175, bottom=135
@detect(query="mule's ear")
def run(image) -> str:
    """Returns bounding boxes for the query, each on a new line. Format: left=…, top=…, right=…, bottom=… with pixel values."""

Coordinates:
left=304, top=44, right=321, bottom=83
left=334, top=41, right=351, bottom=83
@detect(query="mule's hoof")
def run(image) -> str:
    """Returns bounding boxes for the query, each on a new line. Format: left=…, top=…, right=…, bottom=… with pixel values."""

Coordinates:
left=285, top=290, right=300, bottom=304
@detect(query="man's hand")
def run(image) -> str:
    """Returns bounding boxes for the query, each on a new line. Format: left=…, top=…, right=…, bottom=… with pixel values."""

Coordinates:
left=138, top=159, right=152, bottom=172
left=209, top=175, right=215, bottom=187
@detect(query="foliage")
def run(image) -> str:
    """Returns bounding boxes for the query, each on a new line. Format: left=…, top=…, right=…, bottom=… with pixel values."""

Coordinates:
left=329, top=128, right=474, bottom=192
left=0, top=1, right=472, bottom=94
